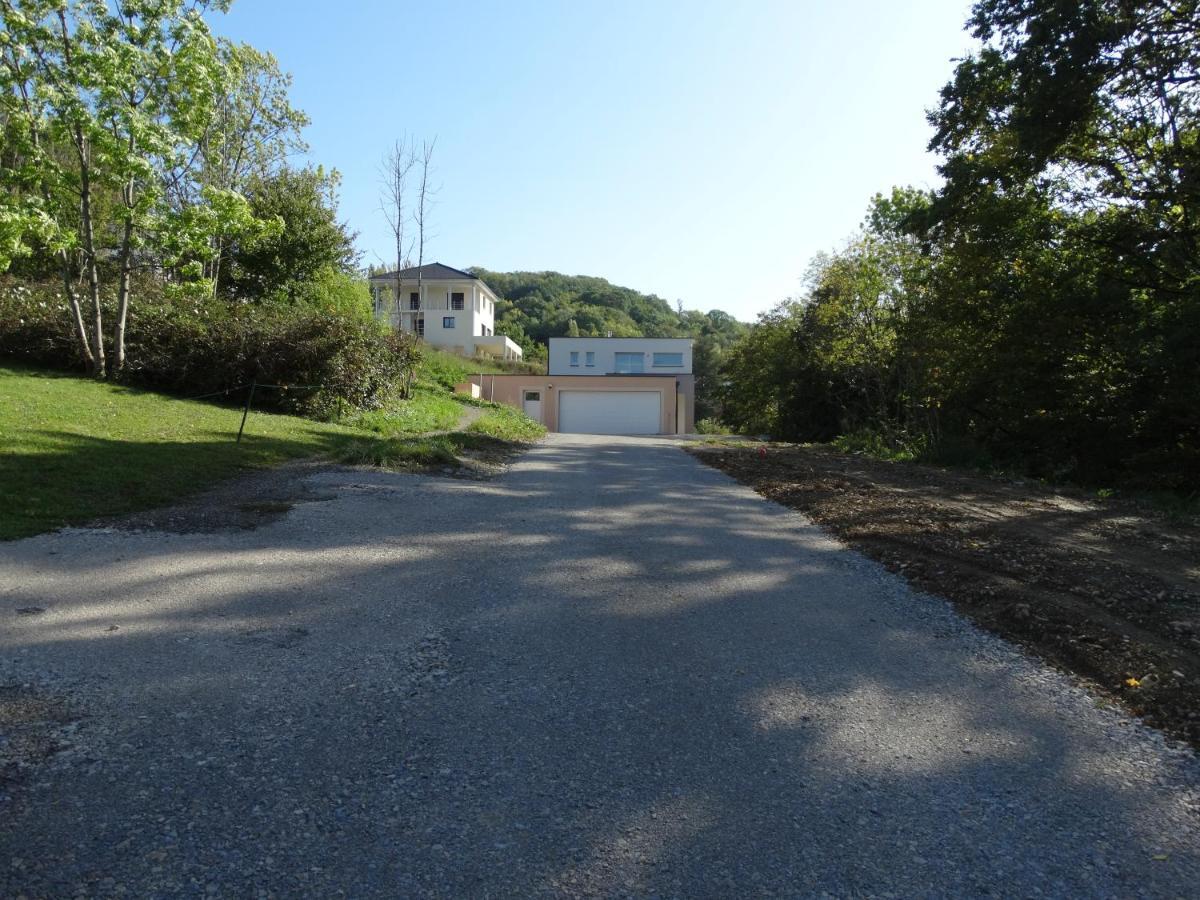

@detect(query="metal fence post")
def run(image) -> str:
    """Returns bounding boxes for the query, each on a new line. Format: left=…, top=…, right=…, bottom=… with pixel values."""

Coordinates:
left=237, top=379, right=257, bottom=444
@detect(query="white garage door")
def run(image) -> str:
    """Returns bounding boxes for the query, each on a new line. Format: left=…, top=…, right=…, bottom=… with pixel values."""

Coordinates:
left=558, top=391, right=661, bottom=435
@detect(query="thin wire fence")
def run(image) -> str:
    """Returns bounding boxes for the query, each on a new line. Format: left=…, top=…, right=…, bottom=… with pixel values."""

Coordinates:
left=159, top=379, right=326, bottom=443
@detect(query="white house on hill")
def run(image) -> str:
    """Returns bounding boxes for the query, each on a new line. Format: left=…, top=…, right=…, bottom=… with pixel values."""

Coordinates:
left=368, top=263, right=523, bottom=361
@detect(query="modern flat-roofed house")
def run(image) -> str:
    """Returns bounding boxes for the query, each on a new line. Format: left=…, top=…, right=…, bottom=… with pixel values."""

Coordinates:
left=368, top=263, right=523, bottom=361
left=466, top=336, right=695, bottom=435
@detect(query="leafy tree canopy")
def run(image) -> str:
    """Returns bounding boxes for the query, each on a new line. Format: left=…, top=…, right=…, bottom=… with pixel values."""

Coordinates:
left=223, top=165, right=359, bottom=303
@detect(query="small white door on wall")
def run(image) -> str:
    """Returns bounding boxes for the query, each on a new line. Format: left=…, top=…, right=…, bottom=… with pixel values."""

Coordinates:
left=522, top=390, right=542, bottom=423
left=558, top=391, right=660, bottom=434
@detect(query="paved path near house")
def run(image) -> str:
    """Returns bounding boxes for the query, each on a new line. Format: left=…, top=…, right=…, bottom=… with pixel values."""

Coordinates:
left=2, top=434, right=1198, bottom=897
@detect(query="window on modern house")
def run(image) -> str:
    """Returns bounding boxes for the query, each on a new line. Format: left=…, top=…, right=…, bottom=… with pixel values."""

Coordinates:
left=409, top=292, right=419, bottom=310
left=451, top=292, right=464, bottom=310
left=569, top=351, right=580, bottom=367
left=443, top=316, right=455, bottom=329
left=615, top=352, right=644, bottom=373
left=585, top=351, right=595, bottom=367
left=653, top=352, right=684, bottom=367
left=416, top=318, right=424, bottom=336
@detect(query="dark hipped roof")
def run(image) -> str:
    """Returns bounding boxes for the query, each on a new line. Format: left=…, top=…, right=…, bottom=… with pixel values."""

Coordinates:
left=370, top=262, right=480, bottom=282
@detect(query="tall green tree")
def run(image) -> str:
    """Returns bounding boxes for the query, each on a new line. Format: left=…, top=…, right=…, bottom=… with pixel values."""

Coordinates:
left=222, top=164, right=358, bottom=303
left=0, top=0, right=248, bottom=375
left=923, top=0, right=1200, bottom=483
left=191, top=42, right=309, bottom=295
left=720, top=191, right=931, bottom=444
left=719, top=1, right=1198, bottom=487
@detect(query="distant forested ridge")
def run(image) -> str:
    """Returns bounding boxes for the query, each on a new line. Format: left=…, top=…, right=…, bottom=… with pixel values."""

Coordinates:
left=469, top=269, right=746, bottom=419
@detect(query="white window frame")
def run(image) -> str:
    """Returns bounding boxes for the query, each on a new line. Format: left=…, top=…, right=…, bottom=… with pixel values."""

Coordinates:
left=569, top=351, right=580, bottom=367
left=585, top=351, right=595, bottom=367
left=652, top=352, right=684, bottom=367
left=450, top=292, right=465, bottom=311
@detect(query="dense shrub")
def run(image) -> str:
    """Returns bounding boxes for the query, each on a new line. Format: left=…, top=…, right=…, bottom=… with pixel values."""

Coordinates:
left=694, top=417, right=732, bottom=435
left=0, top=277, right=419, bottom=418
left=0, top=279, right=77, bottom=365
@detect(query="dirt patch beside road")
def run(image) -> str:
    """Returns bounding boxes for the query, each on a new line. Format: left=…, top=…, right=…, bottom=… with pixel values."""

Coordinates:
left=690, top=443, right=1200, bottom=748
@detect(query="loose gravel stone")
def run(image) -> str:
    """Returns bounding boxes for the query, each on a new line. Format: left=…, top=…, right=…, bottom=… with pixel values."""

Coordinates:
left=1, top=434, right=1198, bottom=897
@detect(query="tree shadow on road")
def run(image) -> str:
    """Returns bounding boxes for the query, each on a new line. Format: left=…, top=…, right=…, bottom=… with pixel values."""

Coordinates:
left=1, top=437, right=1197, bottom=896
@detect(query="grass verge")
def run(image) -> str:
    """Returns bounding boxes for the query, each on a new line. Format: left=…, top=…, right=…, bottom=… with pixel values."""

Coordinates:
left=0, top=364, right=359, bottom=540
left=348, top=387, right=463, bottom=436
left=465, top=403, right=547, bottom=442
left=418, top=346, right=542, bottom=390
left=2, top=361, right=546, bottom=539
left=337, top=434, right=462, bottom=470
left=336, top=430, right=533, bottom=474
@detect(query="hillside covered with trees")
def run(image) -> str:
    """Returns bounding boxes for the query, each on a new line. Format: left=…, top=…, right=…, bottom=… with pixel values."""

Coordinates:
left=471, top=268, right=746, bottom=419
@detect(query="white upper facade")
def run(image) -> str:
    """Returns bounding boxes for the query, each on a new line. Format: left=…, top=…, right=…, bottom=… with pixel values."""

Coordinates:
left=547, top=337, right=692, bottom=376
left=368, top=263, right=521, bottom=360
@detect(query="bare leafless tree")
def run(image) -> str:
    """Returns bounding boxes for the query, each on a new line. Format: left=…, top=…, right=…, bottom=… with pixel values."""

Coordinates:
left=379, top=137, right=417, bottom=322
left=412, top=137, right=437, bottom=317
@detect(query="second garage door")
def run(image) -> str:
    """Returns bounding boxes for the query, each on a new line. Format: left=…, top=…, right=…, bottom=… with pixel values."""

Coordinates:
left=558, top=390, right=661, bottom=435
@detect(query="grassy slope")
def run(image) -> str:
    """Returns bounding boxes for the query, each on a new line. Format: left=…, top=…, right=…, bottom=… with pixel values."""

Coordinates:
left=466, top=404, right=546, bottom=442
left=2, top=353, right=547, bottom=540
left=0, top=364, right=360, bottom=540
left=418, top=347, right=543, bottom=387
left=350, top=389, right=463, bottom=436
left=341, top=395, right=547, bottom=469
left=347, top=347, right=548, bottom=439
left=348, top=347, right=542, bottom=437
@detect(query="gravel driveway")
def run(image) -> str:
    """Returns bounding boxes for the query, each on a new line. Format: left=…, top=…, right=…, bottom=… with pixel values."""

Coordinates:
left=2, top=433, right=1198, bottom=897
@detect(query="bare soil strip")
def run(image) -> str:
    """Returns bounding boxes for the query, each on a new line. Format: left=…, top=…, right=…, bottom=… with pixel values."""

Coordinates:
left=690, top=443, right=1200, bottom=749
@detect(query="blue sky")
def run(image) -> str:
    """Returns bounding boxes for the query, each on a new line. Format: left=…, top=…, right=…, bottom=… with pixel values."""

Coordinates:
left=215, top=0, right=976, bottom=322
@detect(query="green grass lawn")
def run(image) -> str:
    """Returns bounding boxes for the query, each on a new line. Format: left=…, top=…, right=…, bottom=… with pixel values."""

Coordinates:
left=465, top=403, right=547, bottom=442
left=0, top=364, right=361, bottom=540
left=1, top=361, right=546, bottom=540
left=418, top=347, right=543, bottom=389
left=349, top=387, right=464, bottom=436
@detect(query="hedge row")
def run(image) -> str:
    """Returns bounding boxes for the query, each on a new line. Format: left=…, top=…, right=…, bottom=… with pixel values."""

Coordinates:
left=0, top=278, right=419, bottom=419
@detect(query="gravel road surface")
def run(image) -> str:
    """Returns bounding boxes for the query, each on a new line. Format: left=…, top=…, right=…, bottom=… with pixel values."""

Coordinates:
left=2, top=433, right=1198, bottom=897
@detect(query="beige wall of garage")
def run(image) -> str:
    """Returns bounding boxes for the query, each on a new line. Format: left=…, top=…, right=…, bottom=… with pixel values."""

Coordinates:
left=467, top=374, right=696, bottom=434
